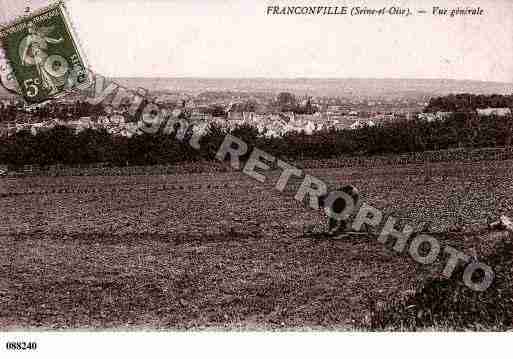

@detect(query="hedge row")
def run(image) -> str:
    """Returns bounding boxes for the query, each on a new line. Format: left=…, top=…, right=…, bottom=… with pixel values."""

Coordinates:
left=6, top=145, right=513, bottom=177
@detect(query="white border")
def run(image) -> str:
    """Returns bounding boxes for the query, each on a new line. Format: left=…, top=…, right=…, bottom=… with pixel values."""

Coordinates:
left=0, top=332, right=512, bottom=359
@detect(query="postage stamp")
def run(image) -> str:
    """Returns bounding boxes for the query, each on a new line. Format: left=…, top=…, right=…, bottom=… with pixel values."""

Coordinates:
left=0, top=1, right=90, bottom=104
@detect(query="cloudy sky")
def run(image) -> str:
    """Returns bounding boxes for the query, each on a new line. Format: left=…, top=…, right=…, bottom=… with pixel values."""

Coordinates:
left=1, top=0, right=512, bottom=81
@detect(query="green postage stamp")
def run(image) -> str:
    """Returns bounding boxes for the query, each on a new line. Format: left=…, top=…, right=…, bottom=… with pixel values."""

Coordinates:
left=0, top=1, right=90, bottom=104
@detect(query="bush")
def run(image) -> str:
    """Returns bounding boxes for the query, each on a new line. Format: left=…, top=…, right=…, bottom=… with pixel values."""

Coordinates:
left=369, top=233, right=513, bottom=330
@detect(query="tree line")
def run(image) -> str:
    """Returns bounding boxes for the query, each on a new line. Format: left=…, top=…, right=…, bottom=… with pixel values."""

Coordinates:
left=1, top=113, right=512, bottom=167
left=424, top=93, right=513, bottom=113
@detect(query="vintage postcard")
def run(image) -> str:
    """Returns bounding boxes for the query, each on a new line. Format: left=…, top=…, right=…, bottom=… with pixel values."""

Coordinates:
left=0, top=0, right=512, bottom=357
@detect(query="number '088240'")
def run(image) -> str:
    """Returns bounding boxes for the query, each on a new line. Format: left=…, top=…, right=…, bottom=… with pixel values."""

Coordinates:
left=5, top=341, right=38, bottom=350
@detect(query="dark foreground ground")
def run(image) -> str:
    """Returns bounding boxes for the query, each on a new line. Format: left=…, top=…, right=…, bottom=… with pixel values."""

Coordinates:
left=0, top=160, right=512, bottom=329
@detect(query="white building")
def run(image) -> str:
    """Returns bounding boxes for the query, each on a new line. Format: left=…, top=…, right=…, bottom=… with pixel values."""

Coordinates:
left=418, top=112, right=453, bottom=122
left=476, top=108, right=512, bottom=117
left=350, top=120, right=364, bottom=130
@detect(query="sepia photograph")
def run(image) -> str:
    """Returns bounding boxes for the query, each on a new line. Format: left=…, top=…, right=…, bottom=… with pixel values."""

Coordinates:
left=0, top=0, right=512, bottom=356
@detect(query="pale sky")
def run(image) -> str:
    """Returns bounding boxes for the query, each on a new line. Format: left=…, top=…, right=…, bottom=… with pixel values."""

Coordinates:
left=1, top=0, right=513, bottom=81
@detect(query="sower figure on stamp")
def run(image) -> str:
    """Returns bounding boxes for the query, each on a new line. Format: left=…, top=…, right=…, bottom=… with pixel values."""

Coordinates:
left=19, top=22, right=64, bottom=95
left=318, top=185, right=360, bottom=235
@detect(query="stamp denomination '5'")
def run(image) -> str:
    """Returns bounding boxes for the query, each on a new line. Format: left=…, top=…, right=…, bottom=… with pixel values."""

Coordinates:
left=0, top=2, right=90, bottom=104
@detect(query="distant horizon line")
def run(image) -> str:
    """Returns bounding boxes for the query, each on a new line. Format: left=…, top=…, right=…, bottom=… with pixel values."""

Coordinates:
left=110, top=76, right=513, bottom=84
